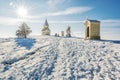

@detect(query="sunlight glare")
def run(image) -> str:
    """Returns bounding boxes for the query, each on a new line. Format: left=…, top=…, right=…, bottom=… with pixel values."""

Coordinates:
left=17, top=6, right=28, bottom=18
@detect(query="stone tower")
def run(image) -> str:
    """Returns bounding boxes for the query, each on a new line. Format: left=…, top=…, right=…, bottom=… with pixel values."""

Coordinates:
left=84, top=19, right=100, bottom=40
left=41, top=19, right=51, bottom=35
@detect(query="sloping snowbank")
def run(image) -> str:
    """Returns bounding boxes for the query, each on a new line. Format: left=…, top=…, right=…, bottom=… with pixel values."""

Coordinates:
left=0, top=36, right=120, bottom=80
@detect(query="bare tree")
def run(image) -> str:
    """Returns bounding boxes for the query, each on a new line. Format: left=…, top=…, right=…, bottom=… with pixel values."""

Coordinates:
left=16, top=22, right=32, bottom=38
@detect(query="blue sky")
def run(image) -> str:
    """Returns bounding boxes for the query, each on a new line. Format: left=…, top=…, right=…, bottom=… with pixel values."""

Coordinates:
left=0, top=0, right=120, bottom=40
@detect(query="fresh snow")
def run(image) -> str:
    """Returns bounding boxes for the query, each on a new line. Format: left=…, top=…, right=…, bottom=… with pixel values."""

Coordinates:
left=0, top=36, right=120, bottom=80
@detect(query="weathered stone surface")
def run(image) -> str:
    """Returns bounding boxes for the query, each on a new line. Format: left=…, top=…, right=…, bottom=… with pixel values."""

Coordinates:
left=84, top=19, right=100, bottom=40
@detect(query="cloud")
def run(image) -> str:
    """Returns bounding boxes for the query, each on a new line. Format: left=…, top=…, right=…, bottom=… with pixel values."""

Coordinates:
left=42, top=7, right=93, bottom=16
left=0, top=15, right=83, bottom=26
left=0, top=16, right=35, bottom=26
left=0, top=16, right=19, bottom=25
left=1, top=15, right=120, bottom=27
left=48, top=20, right=84, bottom=24
left=101, top=19, right=120, bottom=23
left=47, top=0, right=68, bottom=7
left=30, top=7, right=93, bottom=18
left=101, top=19, right=120, bottom=26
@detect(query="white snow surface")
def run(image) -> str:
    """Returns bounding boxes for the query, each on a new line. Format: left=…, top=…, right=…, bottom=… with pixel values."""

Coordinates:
left=0, top=36, right=120, bottom=80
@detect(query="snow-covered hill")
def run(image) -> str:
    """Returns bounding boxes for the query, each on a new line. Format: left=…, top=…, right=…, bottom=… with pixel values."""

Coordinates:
left=0, top=36, right=120, bottom=80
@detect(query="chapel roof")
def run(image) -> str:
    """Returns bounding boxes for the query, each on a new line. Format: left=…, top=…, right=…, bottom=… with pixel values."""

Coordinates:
left=44, top=19, right=49, bottom=26
left=87, top=19, right=100, bottom=23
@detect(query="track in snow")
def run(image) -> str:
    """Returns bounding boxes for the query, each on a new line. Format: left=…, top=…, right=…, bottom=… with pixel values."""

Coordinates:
left=0, top=36, right=120, bottom=80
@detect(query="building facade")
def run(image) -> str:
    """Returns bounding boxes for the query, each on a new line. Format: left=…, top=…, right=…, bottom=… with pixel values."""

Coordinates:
left=84, top=19, right=100, bottom=40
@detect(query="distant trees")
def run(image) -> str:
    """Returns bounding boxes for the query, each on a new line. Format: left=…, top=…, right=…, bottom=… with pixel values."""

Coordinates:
left=55, top=33, right=59, bottom=37
left=16, top=22, right=32, bottom=38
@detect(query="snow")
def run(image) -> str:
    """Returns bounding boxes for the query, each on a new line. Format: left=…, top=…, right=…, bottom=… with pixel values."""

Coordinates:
left=0, top=36, right=120, bottom=80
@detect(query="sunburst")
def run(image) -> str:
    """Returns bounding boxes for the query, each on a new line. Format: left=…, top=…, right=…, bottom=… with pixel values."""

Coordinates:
left=17, top=6, right=28, bottom=18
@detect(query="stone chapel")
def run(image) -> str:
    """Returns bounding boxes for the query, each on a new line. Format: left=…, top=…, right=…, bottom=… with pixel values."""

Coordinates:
left=41, top=19, right=51, bottom=35
left=84, top=19, right=100, bottom=40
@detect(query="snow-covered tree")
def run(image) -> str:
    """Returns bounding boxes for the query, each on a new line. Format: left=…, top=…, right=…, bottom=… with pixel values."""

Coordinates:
left=16, top=29, right=22, bottom=38
left=66, top=26, right=71, bottom=37
left=16, top=22, right=32, bottom=38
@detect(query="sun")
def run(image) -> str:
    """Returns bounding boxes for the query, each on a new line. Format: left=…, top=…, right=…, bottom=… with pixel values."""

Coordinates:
left=17, top=6, right=28, bottom=18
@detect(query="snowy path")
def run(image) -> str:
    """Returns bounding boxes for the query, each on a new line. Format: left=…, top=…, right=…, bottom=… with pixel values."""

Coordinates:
left=0, top=36, right=120, bottom=80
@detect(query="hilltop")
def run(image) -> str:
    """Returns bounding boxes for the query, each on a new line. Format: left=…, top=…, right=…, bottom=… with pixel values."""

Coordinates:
left=0, top=36, right=120, bottom=80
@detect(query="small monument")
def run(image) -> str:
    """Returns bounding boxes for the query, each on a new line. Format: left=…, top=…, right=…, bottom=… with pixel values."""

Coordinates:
left=41, top=19, right=51, bottom=35
left=66, top=26, right=71, bottom=37
left=61, top=31, right=64, bottom=36
left=84, top=19, right=100, bottom=40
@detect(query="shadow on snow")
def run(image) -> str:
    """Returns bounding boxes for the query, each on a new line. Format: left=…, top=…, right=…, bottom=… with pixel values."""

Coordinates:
left=15, top=38, right=36, bottom=50
left=100, top=40, right=120, bottom=44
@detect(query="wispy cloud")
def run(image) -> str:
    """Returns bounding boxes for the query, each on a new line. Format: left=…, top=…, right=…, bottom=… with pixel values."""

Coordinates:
left=47, top=0, right=69, bottom=7
left=101, top=19, right=120, bottom=23
left=0, top=16, right=36, bottom=26
left=1, top=16, right=120, bottom=27
left=0, top=16, right=19, bottom=25
left=29, top=7, right=93, bottom=19
left=42, top=7, right=93, bottom=16
left=101, top=19, right=120, bottom=26
left=43, top=20, right=84, bottom=24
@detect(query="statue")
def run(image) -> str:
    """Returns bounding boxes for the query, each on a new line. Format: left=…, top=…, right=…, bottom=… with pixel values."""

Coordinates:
left=66, top=26, right=71, bottom=37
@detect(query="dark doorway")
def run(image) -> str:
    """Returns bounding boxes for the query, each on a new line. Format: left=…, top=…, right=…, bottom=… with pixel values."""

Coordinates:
left=87, top=27, right=89, bottom=37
